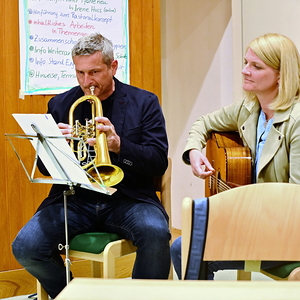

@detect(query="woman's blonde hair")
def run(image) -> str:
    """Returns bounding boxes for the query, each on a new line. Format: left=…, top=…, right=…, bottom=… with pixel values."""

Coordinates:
left=244, top=33, right=300, bottom=110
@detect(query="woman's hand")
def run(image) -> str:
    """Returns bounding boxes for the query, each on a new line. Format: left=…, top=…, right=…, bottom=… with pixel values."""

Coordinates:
left=189, top=149, right=215, bottom=179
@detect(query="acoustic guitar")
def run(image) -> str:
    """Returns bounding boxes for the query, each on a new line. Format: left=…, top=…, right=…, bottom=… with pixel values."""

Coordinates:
left=205, top=132, right=252, bottom=197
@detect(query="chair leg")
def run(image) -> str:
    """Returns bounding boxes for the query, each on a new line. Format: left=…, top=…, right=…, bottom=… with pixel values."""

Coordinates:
left=168, top=262, right=174, bottom=279
left=103, top=251, right=116, bottom=278
left=91, top=261, right=102, bottom=277
left=237, top=270, right=252, bottom=280
left=37, top=280, right=49, bottom=300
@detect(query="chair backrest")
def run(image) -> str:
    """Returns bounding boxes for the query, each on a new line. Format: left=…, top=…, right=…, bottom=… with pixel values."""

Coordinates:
left=182, top=182, right=300, bottom=277
left=154, top=157, right=172, bottom=227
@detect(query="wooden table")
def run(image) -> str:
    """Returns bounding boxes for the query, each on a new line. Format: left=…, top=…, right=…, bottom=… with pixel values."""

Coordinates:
left=55, top=278, right=300, bottom=300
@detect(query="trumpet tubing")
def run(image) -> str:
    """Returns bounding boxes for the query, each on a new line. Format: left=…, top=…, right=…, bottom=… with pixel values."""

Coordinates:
left=69, top=87, right=124, bottom=187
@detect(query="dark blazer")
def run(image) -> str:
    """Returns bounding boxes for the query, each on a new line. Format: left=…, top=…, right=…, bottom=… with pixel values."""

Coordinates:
left=37, top=78, right=169, bottom=218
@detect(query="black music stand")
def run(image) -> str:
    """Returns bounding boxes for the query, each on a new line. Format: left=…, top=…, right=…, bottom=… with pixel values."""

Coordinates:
left=6, top=114, right=114, bottom=284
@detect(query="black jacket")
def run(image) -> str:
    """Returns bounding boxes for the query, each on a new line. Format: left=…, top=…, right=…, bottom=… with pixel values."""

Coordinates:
left=37, top=78, right=169, bottom=219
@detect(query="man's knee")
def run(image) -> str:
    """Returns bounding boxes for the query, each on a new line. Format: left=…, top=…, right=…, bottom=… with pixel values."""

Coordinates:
left=12, top=236, right=26, bottom=263
left=135, top=222, right=170, bottom=250
left=12, top=232, right=36, bottom=264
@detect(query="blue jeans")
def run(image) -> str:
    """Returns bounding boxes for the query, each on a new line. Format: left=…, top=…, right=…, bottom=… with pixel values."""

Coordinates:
left=12, top=193, right=171, bottom=299
left=171, top=236, right=291, bottom=280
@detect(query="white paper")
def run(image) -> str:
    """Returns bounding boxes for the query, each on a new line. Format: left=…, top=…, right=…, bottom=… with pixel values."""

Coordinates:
left=13, top=113, right=92, bottom=186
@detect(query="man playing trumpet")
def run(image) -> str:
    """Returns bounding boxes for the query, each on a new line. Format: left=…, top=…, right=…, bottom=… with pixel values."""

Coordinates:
left=12, top=33, right=170, bottom=299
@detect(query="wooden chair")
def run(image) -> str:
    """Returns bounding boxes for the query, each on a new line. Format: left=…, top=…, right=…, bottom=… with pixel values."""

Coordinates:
left=181, top=182, right=300, bottom=281
left=37, top=158, right=172, bottom=299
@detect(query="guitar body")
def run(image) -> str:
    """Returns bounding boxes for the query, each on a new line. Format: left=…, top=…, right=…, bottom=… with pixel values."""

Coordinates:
left=205, top=132, right=252, bottom=197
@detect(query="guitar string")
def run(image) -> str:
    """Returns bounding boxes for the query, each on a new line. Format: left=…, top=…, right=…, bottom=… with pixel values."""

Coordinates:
left=209, top=175, right=231, bottom=192
left=210, top=177, right=230, bottom=191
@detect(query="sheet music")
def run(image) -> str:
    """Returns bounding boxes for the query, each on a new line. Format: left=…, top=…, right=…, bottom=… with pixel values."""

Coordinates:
left=12, top=113, right=114, bottom=194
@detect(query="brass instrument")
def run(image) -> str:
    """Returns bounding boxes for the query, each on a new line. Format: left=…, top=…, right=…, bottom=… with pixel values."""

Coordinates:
left=69, top=86, right=124, bottom=187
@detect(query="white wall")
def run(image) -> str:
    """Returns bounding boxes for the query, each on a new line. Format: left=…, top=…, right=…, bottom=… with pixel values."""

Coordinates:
left=161, top=0, right=233, bottom=229
left=232, top=0, right=300, bottom=103
left=241, top=0, right=300, bottom=47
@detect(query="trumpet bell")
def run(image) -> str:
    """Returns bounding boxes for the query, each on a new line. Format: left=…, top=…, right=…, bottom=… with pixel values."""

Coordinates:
left=87, top=164, right=124, bottom=187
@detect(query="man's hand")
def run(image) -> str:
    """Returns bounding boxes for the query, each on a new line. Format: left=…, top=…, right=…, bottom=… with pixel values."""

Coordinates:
left=87, top=116, right=121, bottom=155
left=57, top=122, right=72, bottom=140
left=189, top=149, right=215, bottom=179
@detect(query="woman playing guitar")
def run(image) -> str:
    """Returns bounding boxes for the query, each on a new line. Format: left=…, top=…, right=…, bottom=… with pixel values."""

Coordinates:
left=172, top=33, right=300, bottom=279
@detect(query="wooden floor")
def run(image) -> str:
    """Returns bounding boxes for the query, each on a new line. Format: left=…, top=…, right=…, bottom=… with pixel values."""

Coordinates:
left=0, top=228, right=181, bottom=299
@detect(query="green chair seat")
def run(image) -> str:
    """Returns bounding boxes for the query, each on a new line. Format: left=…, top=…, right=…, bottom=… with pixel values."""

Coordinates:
left=263, top=262, right=300, bottom=278
left=69, top=232, right=123, bottom=254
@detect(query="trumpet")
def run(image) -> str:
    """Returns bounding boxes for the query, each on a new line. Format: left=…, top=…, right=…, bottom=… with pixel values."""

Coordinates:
left=69, top=86, right=124, bottom=187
